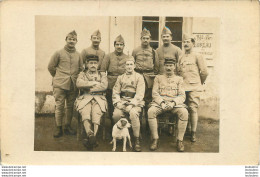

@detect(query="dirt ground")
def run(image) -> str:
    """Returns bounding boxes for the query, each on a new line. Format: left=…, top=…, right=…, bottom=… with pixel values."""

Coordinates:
left=34, top=115, right=219, bottom=152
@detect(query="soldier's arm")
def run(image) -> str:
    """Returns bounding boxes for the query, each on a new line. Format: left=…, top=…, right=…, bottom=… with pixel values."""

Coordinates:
left=98, top=51, right=106, bottom=70
left=100, top=54, right=110, bottom=73
left=153, top=50, right=159, bottom=75
left=79, top=54, right=84, bottom=72
left=175, top=47, right=183, bottom=75
left=131, top=49, right=136, bottom=59
left=76, top=72, right=97, bottom=89
left=172, top=77, right=186, bottom=105
left=152, top=76, right=164, bottom=105
left=196, top=54, right=208, bottom=84
left=112, top=75, right=122, bottom=105
left=131, top=74, right=145, bottom=106
left=48, top=51, right=60, bottom=77
left=80, top=49, right=87, bottom=64
left=90, top=72, right=108, bottom=92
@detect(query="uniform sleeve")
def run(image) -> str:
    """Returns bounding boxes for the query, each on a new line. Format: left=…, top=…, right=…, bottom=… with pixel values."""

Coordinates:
left=153, top=50, right=160, bottom=75
left=152, top=76, right=164, bottom=105
left=176, top=55, right=183, bottom=76
left=172, top=77, right=186, bottom=105
left=48, top=51, right=60, bottom=77
left=156, top=48, right=164, bottom=75
left=196, top=54, right=208, bottom=84
left=112, top=75, right=122, bottom=105
left=132, top=49, right=137, bottom=60
left=90, top=72, right=108, bottom=92
left=79, top=54, right=84, bottom=72
left=132, top=74, right=145, bottom=104
left=98, top=51, right=106, bottom=70
left=76, top=72, right=95, bottom=89
left=175, top=47, right=183, bottom=76
left=80, top=49, right=87, bottom=64
left=100, top=54, right=110, bottom=73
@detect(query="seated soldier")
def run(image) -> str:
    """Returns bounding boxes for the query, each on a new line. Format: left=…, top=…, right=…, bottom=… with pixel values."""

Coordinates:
left=112, top=56, right=145, bottom=152
left=75, top=55, right=108, bottom=149
left=148, top=58, right=188, bottom=152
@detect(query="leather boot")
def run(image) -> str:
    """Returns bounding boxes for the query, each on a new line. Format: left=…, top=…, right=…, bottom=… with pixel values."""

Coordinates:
left=191, top=131, right=196, bottom=142
left=64, top=124, right=76, bottom=135
left=177, top=140, right=184, bottom=152
left=53, top=126, right=63, bottom=138
left=150, top=139, right=159, bottom=151
left=134, top=137, right=141, bottom=152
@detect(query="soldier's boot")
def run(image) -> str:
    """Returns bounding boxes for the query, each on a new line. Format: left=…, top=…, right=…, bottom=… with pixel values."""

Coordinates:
left=64, top=124, right=76, bottom=135
left=53, top=126, right=63, bottom=138
left=133, top=137, right=141, bottom=152
left=150, top=139, right=159, bottom=151
left=191, top=131, right=196, bottom=142
left=177, top=140, right=184, bottom=152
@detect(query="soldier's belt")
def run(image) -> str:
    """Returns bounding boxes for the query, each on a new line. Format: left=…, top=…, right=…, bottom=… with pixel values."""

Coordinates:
left=107, top=72, right=120, bottom=76
left=134, top=68, right=153, bottom=74
left=120, top=92, right=136, bottom=98
left=84, top=91, right=105, bottom=96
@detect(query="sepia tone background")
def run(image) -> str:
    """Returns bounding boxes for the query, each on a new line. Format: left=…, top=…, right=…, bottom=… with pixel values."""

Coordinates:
left=1, top=0, right=259, bottom=165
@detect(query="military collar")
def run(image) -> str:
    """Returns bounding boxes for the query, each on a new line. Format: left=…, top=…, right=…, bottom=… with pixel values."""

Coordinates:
left=114, top=51, right=123, bottom=56
left=91, top=45, right=99, bottom=50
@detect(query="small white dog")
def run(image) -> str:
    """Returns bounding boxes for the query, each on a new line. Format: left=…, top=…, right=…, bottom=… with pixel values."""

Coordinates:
left=110, top=118, right=132, bottom=152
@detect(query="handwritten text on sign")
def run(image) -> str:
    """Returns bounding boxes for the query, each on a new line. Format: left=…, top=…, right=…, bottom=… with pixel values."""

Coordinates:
left=193, top=33, right=214, bottom=61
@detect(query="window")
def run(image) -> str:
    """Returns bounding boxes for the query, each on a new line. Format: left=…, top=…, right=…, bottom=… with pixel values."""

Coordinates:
left=142, top=16, right=183, bottom=49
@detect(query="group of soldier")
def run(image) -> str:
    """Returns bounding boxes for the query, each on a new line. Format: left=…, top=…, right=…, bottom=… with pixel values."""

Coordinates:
left=48, top=26, right=208, bottom=152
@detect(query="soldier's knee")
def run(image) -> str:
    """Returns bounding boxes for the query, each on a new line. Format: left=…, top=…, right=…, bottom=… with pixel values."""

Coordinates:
left=189, top=106, right=198, bottom=113
left=148, top=107, right=158, bottom=119
left=129, top=108, right=139, bottom=117
left=177, top=108, right=189, bottom=121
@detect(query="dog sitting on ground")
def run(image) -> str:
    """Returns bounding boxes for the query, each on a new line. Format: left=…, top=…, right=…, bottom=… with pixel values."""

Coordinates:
left=110, top=118, right=132, bottom=152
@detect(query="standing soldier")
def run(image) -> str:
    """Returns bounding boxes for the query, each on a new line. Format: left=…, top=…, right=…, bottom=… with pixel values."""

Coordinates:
left=132, top=28, right=159, bottom=114
left=112, top=56, right=145, bottom=152
left=48, top=30, right=83, bottom=138
left=100, top=35, right=128, bottom=121
left=156, top=26, right=182, bottom=74
left=75, top=55, right=108, bottom=149
left=178, top=33, right=208, bottom=142
left=81, top=30, right=105, bottom=70
left=148, top=58, right=188, bottom=152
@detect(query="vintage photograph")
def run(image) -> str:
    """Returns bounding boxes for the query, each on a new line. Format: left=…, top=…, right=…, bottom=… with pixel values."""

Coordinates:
left=34, top=16, right=220, bottom=152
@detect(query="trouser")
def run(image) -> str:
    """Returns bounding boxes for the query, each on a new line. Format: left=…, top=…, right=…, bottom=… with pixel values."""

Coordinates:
left=53, top=87, right=78, bottom=126
left=113, top=106, right=142, bottom=137
left=79, top=99, right=103, bottom=135
left=148, top=106, right=188, bottom=141
left=106, top=89, right=114, bottom=121
left=185, top=91, right=201, bottom=132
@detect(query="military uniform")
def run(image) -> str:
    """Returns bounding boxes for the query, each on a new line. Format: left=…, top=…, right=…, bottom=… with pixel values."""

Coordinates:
left=100, top=35, right=128, bottom=120
left=177, top=33, right=208, bottom=141
left=132, top=28, right=159, bottom=108
left=156, top=27, right=182, bottom=74
left=148, top=58, right=188, bottom=151
left=48, top=30, right=83, bottom=137
left=76, top=69, right=108, bottom=132
left=81, top=30, right=105, bottom=70
left=112, top=68, right=145, bottom=151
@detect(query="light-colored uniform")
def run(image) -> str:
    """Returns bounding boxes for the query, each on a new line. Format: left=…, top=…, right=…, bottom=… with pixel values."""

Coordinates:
left=177, top=51, right=208, bottom=132
left=75, top=71, right=108, bottom=131
left=112, top=71, right=145, bottom=137
left=148, top=74, right=188, bottom=140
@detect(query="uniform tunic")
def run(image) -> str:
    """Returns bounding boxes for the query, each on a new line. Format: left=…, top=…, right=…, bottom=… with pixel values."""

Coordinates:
left=81, top=46, right=105, bottom=70
left=177, top=51, right=208, bottom=132
left=148, top=74, right=188, bottom=140
left=48, top=47, right=83, bottom=126
left=156, top=44, right=182, bottom=75
left=112, top=71, right=145, bottom=137
left=76, top=71, right=108, bottom=124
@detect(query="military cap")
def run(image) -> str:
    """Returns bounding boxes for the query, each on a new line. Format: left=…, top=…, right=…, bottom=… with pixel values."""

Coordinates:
left=86, top=54, right=99, bottom=62
left=161, top=26, right=172, bottom=35
left=114, top=35, right=125, bottom=43
left=91, top=30, right=101, bottom=38
left=182, top=33, right=195, bottom=42
left=125, top=56, right=135, bottom=63
left=141, top=28, right=151, bottom=37
left=66, top=30, right=77, bottom=39
left=164, top=57, right=176, bottom=64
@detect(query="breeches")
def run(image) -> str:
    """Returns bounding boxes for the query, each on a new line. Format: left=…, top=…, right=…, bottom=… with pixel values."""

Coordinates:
left=53, top=87, right=77, bottom=126
left=79, top=99, right=103, bottom=125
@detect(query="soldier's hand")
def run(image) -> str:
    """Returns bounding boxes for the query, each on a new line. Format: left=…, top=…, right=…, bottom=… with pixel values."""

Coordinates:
left=116, top=102, right=124, bottom=110
left=125, top=105, right=133, bottom=112
left=162, top=102, right=171, bottom=111
left=129, top=99, right=138, bottom=106
left=168, top=102, right=176, bottom=108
